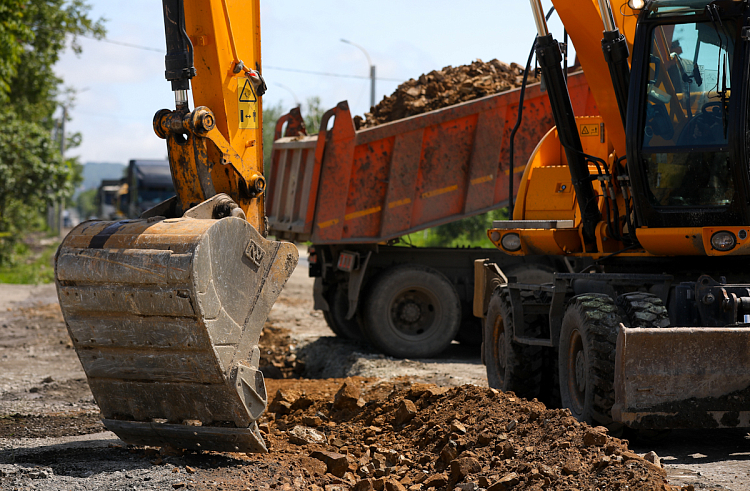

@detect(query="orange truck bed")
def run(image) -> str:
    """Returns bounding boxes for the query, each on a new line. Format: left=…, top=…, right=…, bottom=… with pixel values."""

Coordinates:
left=267, top=71, right=596, bottom=244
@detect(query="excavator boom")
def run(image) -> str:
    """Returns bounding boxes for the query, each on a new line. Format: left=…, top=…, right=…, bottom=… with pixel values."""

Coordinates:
left=54, top=0, right=297, bottom=452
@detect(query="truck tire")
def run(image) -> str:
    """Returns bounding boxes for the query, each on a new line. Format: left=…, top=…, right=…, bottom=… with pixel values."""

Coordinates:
left=323, top=286, right=364, bottom=341
left=559, top=294, right=621, bottom=426
left=616, top=292, right=670, bottom=328
left=362, top=265, right=461, bottom=358
left=483, top=288, right=544, bottom=400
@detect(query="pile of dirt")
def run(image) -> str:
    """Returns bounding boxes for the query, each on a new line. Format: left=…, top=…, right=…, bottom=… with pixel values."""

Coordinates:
left=255, top=378, right=679, bottom=491
left=258, top=323, right=305, bottom=379
left=356, top=59, right=537, bottom=129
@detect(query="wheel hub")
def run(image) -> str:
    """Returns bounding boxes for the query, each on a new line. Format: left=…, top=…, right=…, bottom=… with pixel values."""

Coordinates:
left=400, top=303, right=422, bottom=323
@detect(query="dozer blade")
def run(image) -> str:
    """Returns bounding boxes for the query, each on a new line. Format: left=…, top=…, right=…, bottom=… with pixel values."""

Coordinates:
left=55, top=216, right=298, bottom=452
left=612, top=326, right=750, bottom=429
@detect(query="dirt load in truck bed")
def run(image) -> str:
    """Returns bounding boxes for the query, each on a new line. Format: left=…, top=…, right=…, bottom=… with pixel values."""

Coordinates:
left=355, top=59, right=539, bottom=129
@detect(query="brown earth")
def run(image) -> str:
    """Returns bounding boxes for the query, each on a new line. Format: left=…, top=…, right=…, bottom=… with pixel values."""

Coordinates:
left=0, top=262, right=745, bottom=490
left=355, top=59, right=539, bottom=129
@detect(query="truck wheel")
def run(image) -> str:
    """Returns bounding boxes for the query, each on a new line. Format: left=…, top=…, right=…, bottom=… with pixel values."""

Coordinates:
left=483, top=289, right=543, bottom=400
left=616, top=292, right=670, bottom=328
left=323, top=286, right=364, bottom=341
left=362, top=265, right=461, bottom=358
left=559, top=294, right=621, bottom=425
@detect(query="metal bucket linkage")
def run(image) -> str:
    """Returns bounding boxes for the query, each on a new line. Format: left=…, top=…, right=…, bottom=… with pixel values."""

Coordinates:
left=55, top=216, right=298, bottom=452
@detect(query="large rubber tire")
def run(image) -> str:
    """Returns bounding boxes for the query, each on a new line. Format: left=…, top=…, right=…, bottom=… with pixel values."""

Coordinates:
left=483, top=288, right=544, bottom=400
left=361, top=265, right=461, bottom=358
left=558, top=294, right=621, bottom=426
left=322, top=286, right=364, bottom=341
left=616, top=292, right=670, bottom=328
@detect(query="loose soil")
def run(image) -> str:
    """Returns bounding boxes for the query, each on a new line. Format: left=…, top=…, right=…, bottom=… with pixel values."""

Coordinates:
left=355, top=59, right=539, bottom=129
left=0, top=252, right=748, bottom=490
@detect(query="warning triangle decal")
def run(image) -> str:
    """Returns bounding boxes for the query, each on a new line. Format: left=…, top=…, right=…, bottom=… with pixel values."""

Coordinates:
left=239, top=79, right=257, bottom=103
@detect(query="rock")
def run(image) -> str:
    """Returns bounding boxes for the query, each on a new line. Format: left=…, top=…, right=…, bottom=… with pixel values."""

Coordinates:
left=385, top=480, right=407, bottom=491
left=562, top=458, right=581, bottom=475
left=423, top=473, right=448, bottom=489
left=449, top=457, right=481, bottom=481
left=300, top=456, right=328, bottom=476
left=644, top=451, right=661, bottom=467
left=477, top=431, right=493, bottom=446
left=288, top=426, right=325, bottom=445
left=583, top=428, right=608, bottom=446
left=393, top=399, right=418, bottom=425
left=311, top=450, right=350, bottom=478
left=440, top=442, right=459, bottom=463
left=304, top=415, right=324, bottom=426
left=450, top=420, right=467, bottom=435
left=185, top=466, right=196, bottom=474
left=354, top=480, right=375, bottom=491
left=488, top=472, right=520, bottom=491
left=334, top=378, right=365, bottom=410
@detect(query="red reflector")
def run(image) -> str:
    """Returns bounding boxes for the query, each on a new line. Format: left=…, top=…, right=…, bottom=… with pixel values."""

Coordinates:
left=337, top=252, right=357, bottom=272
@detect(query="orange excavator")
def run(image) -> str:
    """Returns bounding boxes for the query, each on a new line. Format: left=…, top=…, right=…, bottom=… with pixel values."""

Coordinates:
left=54, top=0, right=297, bottom=452
left=477, top=0, right=750, bottom=430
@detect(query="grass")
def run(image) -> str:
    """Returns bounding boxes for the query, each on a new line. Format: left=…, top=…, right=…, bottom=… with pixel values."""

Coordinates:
left=0, top=237, right=59, bottom=284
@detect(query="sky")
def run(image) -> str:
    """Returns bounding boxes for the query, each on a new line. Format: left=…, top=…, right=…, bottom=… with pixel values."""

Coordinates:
left=55, top=1, right=572, bottom=165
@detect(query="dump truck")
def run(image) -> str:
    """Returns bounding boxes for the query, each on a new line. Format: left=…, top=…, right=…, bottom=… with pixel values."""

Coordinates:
left=54, top=0, right=297, bottom=453
left=267, top=70, right=598, bottom=358
left=120, top=159, right=175, bottom=218
left=475, top=0, right=750, bottom=430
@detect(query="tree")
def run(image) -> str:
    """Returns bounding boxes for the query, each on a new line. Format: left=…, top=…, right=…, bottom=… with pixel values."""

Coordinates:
left=0, top=0, right=104, bottom=263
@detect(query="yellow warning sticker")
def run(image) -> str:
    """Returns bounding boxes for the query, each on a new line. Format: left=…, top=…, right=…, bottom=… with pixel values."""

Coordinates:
left=580, top=124, right=599, bottom=137
left=238, top=78, right=258, bottom=129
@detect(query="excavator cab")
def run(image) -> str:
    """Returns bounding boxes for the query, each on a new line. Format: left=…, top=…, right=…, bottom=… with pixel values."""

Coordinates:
left=626, top=0, right=749, bottom=226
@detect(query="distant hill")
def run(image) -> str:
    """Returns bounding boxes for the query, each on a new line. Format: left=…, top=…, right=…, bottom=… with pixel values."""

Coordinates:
left=78, top=162, right=126, bottom=194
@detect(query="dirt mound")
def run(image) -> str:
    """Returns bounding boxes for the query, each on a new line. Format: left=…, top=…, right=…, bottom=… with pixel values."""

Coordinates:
left=258, top=323, right=304, bottom=379
left=356, top=59, right=537, bottom=129
left=259, top=379, right=676, bottom=491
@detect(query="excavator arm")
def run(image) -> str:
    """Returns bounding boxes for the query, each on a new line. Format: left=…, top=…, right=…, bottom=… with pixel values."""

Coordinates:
left=54, top=0, right=298, bottom=453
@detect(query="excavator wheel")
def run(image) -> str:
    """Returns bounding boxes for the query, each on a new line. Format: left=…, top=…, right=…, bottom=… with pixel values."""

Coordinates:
left=483, top=288, right=543, bottom=400
left=55, top=215, right=298, bottom=453
left=558, top=294, right=621, bottom=426
left=615, top=292, right=670, bottom=328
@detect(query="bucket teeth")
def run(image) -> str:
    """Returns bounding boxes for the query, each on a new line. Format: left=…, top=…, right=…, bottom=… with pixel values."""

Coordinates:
left=55, top=216, right=298, bottom=452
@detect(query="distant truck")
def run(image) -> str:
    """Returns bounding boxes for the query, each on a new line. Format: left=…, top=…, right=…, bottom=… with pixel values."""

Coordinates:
left=267, top=72, right=598, bottom=358
left=96, top=179, right=122, bottom=220
left=117, top=160, right=175, bottom=218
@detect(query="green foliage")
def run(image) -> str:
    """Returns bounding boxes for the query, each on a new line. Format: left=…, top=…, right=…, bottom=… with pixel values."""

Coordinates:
left=262, top=96, right=327, bottom=175
left=0, top=238, right=58, bottom=284
left=262, top=100, right=285, bottom=174
left=76, top=187, right=97, bottom=218
left=398, top=208, right=509, bottom=248
left=303, top=96, right=325, bottom=134
left=0, top=0, right=104, bottom=267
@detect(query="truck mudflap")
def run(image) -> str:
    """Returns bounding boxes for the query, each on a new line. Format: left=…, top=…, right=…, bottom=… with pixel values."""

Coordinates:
left=613, top=326, right=750, bottom=429
left=55, top=216, right=298, bottom=452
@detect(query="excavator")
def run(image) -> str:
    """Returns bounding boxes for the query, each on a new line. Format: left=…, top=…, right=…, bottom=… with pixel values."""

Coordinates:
left=477, top=0, right=750, bottom=430
left=54, top=0, right=297, bottom=452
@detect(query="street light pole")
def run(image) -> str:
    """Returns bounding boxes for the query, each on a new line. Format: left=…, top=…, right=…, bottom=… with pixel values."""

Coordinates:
left=341, top=39, right=376, bottom=109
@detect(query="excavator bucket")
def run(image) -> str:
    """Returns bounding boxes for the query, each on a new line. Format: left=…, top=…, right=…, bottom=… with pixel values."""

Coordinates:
left=612, top=326, right=750, bottom=429
left=55, top=216, right=297, bottom=452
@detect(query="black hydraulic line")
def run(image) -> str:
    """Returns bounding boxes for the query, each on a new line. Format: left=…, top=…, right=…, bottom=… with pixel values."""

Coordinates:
left=536, top=33, right=601, bottom=245
left=601, top=29, right=631, bottom=129
left=508, top=6, right=555, bottom=218
left=508, top=38, right=538, bottom=218
left=161, top=0, right=196, bottom=92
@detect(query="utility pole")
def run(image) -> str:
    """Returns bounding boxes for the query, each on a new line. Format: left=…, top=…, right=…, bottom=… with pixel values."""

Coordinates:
left=341, top=39, right=376, bottom=109
left=58, top=105, right=67, bottom=237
